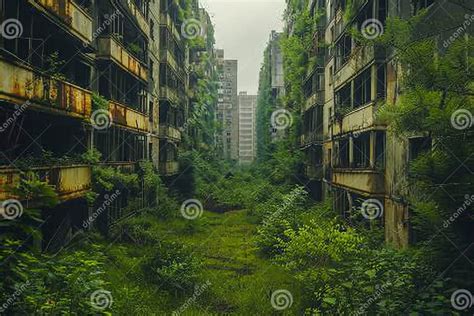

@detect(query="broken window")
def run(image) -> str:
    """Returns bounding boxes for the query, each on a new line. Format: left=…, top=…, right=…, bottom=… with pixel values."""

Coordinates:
left=376, top=64, right=387, bottom=100
left=335, top=34, right=352, bottom=70
left=375, top=131, right=386, bottom=169
left=337, top=138, right=350, bottom=168
left=335, top=83, right=351, bottom=109
left=354, top=68, right=372, bottom=108
left=353, top=133, right=370, bottom=168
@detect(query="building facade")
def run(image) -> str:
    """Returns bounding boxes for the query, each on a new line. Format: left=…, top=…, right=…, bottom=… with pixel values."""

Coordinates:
left=293, top=0, right=470, bottom=248
left=216, top=53, right=238, bottom=161
left=238, top=92, right=257, bottom=164
left=0, top=0, right=212, bottom=250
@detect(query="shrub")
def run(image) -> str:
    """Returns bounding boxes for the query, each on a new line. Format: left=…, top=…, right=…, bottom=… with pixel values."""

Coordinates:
left=255, top=186, right=308, bottom=255
left=111, top=215, right=161, bottom=245
left=0, top=240, right=109, bottom=314
left=142, top=241, right=201, bottom=294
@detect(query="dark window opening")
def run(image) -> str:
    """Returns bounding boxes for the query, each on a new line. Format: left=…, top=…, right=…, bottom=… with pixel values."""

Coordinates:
left=353, top=133, right=370, bottom=168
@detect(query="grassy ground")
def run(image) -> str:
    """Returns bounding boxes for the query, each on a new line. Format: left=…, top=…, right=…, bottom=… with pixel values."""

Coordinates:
left=102, top=210, right=302, bottom=315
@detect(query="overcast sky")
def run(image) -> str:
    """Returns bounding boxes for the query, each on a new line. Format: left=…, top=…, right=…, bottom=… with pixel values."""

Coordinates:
left=200, top=0, right=286, bottom=95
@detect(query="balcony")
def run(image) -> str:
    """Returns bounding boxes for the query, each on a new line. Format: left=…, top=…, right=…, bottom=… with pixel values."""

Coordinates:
left=0, top=165, right=91, bottom=202
left=159, top=13, right=181, bottom=42
left=160, top=50, right=179, bottom=73
left=305, top=164, right=323, bottom=180
left=29, top=0, right=93, bottom=44
left=305, top=92, right=324, bottom=111
left=109, top=100, right=149, bottom=132
left=332, top=168, right=385, bottom=195
left=159, top=125, right=181, bottom=142
left=125, top=0, right=149, bottom=36
left=0, top=57, right=92, bottom=119
left=334, top=45, right=384, bottom=88
left=300, top=132, right=323, bottom=147
left=159, top=161, right=179, bottom=176
left=159, top=87, right=179, bottom=105
left=332, top=102, right=383, bottom=136
left=97, top=36, right=148, bottom=82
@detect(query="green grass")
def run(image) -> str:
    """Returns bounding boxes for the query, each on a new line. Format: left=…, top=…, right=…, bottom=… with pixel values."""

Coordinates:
left=102, top=210, right=302, bottom=315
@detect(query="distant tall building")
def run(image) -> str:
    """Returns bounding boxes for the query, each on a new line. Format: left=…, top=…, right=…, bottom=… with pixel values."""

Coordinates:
left=238, top=92, right=257, bottom=164
left=216, top=51, right=238, bottom=160
left=269, top=31, right=285, bottom=98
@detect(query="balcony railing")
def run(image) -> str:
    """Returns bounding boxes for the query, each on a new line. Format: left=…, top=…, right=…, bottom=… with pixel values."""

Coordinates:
left=30, top=0, right=93, bottom=44
left=97, top=36, right=148, bottom=82
left=0, top=165, right=91, bottom=202
left=159, top=87, right=179, bottom=105
left=160, top=50, right=179, bottom=73
left=0, top=57, right=92, bottom=119
left=159, top=161, right=179, bottom=176
left=332, top=168, right=385, bottom=195
left=159, top=125, right=182, bottom=142
left=300, top=131, right=323, bottom=147
left=125, top=0, right=149, bottom=36
left=305, top=164, right=323, bottom=180
left=159, top=13, right=181, bottom=42
left=109, top=100, right=149, bottom=132
left=333, top=45, right=385, bottom=88
left=305, top=92, right=324, bottom=111
left=332, top=102, right=383, bottom=136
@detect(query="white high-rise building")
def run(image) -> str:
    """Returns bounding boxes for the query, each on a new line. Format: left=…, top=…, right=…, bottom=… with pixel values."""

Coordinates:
left=238, top=92, right=257, bottom=164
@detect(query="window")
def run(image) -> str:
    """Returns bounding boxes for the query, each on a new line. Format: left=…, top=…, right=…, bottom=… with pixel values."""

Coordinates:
left=377, top=64, right=387, bottom=100
left=354, top=68, right=372, bottom=107
left=150, top=19, right=154, bottom=40
left=353, top=133, right=370, bottom=168
left=335, top=83, right=351, bottom=109
left=375, top=131, right=386, bottom=169
left=149, top=101, right=154, bottom=123
left=337, top=138, right=350, bottom=168
left=335, top=34, right=352, bottom=70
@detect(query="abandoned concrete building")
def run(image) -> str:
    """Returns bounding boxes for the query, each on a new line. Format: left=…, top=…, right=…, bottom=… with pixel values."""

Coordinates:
left=298, top=0, right=470, bottom=248
left=0, top=0, right=208, bottom=250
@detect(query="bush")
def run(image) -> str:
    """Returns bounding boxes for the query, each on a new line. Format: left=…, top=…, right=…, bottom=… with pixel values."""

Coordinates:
left=255, top=186, right=309, bottom=255
left=111, top=215, right=161, bottom=245
left=0, top=240, right=109, bottom=314
left=142, top=241, right=201, bottom=294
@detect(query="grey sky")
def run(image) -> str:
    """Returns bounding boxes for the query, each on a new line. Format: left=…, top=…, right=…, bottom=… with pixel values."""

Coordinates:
left=200, top=0, right=286, bottom=94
